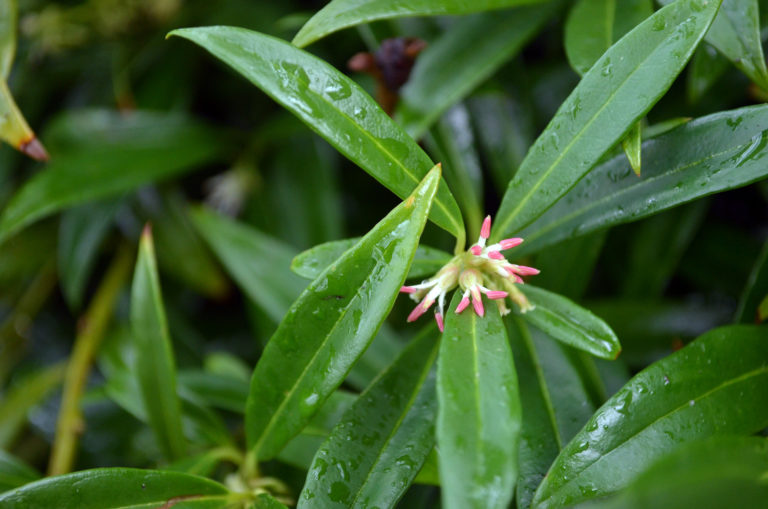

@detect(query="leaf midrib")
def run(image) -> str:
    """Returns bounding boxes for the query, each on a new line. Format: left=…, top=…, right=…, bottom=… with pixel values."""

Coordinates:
left=495, top=2, right=707, bottom=239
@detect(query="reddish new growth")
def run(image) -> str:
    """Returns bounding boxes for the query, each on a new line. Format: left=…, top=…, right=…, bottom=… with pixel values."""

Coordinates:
left=400, top=215, right=539, bottom=332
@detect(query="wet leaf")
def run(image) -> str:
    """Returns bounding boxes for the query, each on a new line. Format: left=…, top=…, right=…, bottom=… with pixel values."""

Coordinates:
left=292, top=0, right=552, bottom=48
left=0, top=450, right=39, bottom=493
left=170, top=27, right=464, bottom=240
left=437, top=292, right=521, bottom=509
left=396, top=4, right=558, bottom=138
left=514, top=105, right=768, bottom=256
left=493, top=0, right=722, bottom=241
left=245, top=166, right=441, bottom=461
left=532, top=325, right=768, bottom=508
left=298, top=327, right=439, bottom=508
left=291, top=237, right=451, bottom=281
left=130, top=227, right=186, bottom=460
left=518, top=285, right=621, bottom=360
left=0, top=468, right=229, bottom=508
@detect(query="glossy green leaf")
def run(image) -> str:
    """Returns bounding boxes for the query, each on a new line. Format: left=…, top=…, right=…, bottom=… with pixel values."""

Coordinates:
left=507, top=318, right=597, bottom=509
left=190, top=206, right=307, bottom=323
left=437, top=292, right=521, bottom=509
left=343, top=324, right=405, bottom=391
left=532, top=325, right=768, bottom=508
left=299, top=327, right=439, bottom=507
left=493, top=0, right=722, bottom=242
left=291, top=237, right=451, bottom=281
left=0, top=81, right=37, bottom=159
left=0, top=363, right=65, bottom=448
left=292, top=0, right=551, bottom=47
left=662, top=0, right=768, bottom=90
left=518, top=285, right=620, bottom=360
left=58, top=201, right=119, bottom=309
left=514, top=105, right=768, bottom=256
left=0, top=110, right=225, bottom=245
left=177, top=371, right=250, bottom=414
left=245, top=166, right=441, bottom=461
left=0, top=450, right=39, bottom=493
left=687, top=42, right=730, bottom=102
left=579, top=436, right=768, bottom=509
left=564, top=0, right=653, bottom=75
left=0, top=0, right=17, bottom=79
left=277, top=390, right=357, bottom=470
left=621, top=122, right=642, bottom=175
left=0, top=468, right=229, bottom=508
left=735, top=240, right=768, bottom=323
left=170, top=27, right=464, bottom=240
left=130, top=228, right=186, bottom=460
left=397, top=5, right=557, bottom=138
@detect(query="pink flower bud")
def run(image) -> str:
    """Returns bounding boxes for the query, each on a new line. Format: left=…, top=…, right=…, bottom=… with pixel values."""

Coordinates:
left=400, top=286, right=417, bottom=294
left=516, top=265, right=540, bottom=276
left=499, top=238, right=524, bottom=250
left=456, top=295, right=470, bottom=313
left=435, top=312, right=444, bottom=332
left=407, top=298, right=433, bottom=322
left=480, top=215, right=492, bottom=239
left=472, top=295, right=485, bottom=317
left=470, top=245, right=483, bottom=256
left=488, top=251, right=504, bottom=260
left=486, top=290, right=508, bottom=300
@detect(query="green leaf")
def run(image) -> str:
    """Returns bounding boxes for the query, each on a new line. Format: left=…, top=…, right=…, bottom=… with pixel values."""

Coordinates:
left=621, top=121, right=642, bottom=175
left=58, top=201, right=119, bottom=309
left=663, top=0, right=768, bottom=90
left=437, top=292, right=521, bottom=509
left=177, top=371, right=250, bottom=414
left=299, top=327, right=439, bottom=508
left=291, top=238, right=452, bottom=281
left=0, top=450, right=39, bottom=494
left=564, top=0, right=653, bottom=76
left=245, top=165, right=441, bottom=461
left=687, top=42, right=730, bottom=102
left=0, top=0, right=17, bottom=79
left=578, top=436, right=768, bottom=509
left=532, top=325, right=768, bottom=508
left=130, top=227, right=186, bottom=460
left=0, top=363, right=65, bottom=449
left=170, top=27, right=464, bottom=240
left=514, top=105, right=768, bottom=256
left=735, top=240, right=768, bottom=323
left=0, top=109, right=225, bottom=245
left=0, top=468, right=229, bottom=508
left=292, top=0, right=551, bottom=47
left=190, top=206, right=307, bottom=323
left=343, top=324, right=405, bottom=391
left=507, top=318, right=596, bottom=509
left=0, top=81, right=38, bottom=159
left=396, top=4, right=558, bottom=138
left=518, top=285, right=620, bottom=360
left=493, top=0, right=722, bottom=242
left=533, top=232, right=606, bottom=300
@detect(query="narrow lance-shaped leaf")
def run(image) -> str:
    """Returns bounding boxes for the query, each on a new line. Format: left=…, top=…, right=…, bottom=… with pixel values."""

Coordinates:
left=661, top=0, right=768, bottom=90
left=0, top=110, right=225, bottom=245
left=396, top=4, right=558, bottom=138
left=0, top=468, right=229, bottom=508
left=299, top=326, right=439, bottom=508
left=437, top=292, right=522, bottom=509
left=507, top=318, right=597, bottom=509
left=246, top=165, right=441, bottom=461
left=130, top=227, right=186, bottom=461
left=0, top=451, right=39, bottom=494
left=518, top=285, right=620, bottom=359
left=735, top=239, right=768, bottom=323
left=1, top=0, right=17, bottom=79
left=291, top=238, right=452, bottom=281
left=513, top=105, right=768, bottom=256
left=292, top=0, right=552, bottom=48
left=581, top=437, right=768, bottom=509
left=532, top=325, right=768, bottom=508
left=493, top=0, right=722, bottom=242
left=170, top=27, right=464, bottom=241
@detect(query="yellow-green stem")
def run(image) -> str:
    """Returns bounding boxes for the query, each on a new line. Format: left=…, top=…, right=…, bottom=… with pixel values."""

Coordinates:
left=48, top=244, right=134, bottom=475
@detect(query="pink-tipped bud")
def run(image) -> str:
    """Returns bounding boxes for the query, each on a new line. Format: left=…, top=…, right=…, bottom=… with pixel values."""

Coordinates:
left=480, top=215, right=492, bottom=239
left=488, top=251, right=504, bottom=260
left=470, top=245, right=483, bottom=256
left=435, top=312, right=445, bottom=332
left=499, top=238, right=524, bottom=250
left=472, top=295, right=485, bottom=317
left=486, top=290, right=508, bottom=300
left=456, top=295, right=470, bottom=314
left=400, top=286, right=417, bottom=294
left=512, top=274, right=524, bottom=284
left=407, top=298, right=433, bottom=322
left=516, top=265, right=540, bottom=276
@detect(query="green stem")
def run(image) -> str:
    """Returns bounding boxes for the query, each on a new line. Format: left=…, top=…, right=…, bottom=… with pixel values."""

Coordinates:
left=47, top=244, right=135, bottom=476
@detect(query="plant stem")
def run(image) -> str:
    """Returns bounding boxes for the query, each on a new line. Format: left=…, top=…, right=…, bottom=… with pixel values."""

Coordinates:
left=48, top=244, right=135, bottom=476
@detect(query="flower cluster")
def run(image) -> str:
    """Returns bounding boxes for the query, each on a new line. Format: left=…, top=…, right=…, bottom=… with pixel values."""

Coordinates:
left=400, top=215, right=539, bottom=332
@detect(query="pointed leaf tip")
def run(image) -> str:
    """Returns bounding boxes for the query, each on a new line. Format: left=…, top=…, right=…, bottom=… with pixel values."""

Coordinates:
left=20, top=138, right=49, bottom=162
